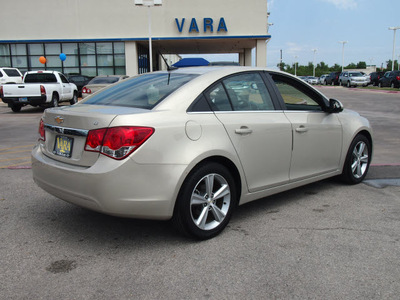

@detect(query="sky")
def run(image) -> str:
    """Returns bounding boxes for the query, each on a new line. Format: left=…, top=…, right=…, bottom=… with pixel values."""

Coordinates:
left=266, top=0, right=400, bottom=69
left=184, top=0, right=400, bottom=70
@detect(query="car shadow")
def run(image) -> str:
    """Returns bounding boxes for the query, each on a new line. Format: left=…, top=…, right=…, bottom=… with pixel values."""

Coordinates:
left=31, top=179, right=342, bottom=247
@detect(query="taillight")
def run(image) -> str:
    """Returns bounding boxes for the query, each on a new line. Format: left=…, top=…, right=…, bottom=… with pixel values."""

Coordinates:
left=82, top=87, right=91, bottom=94
left=0, top=86, right=3, bottom=98
left=85, top=126, right=154, bottom=160
left=40, top=85, right=46, bottom=96
left=396, top=76, right=400, bottom=81
left=39, top=119, right=46, bottom=141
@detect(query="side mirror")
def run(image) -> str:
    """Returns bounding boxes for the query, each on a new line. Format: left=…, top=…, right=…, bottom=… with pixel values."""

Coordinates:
left=328, top=98, right=343, bottom=113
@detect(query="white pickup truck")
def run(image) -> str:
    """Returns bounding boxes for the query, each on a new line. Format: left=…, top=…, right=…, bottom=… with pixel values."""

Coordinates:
left=0, top=70, right=78, bottom=112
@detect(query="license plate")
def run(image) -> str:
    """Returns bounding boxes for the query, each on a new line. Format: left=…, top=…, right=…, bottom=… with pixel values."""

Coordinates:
left=53, top=135, right=74, bottom=158
left=19, top=97, right=28, bottom=102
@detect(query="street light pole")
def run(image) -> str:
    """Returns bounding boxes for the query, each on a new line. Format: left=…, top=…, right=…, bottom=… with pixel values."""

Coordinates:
left=294, top=55, right=298, bottom=76
left=134, top=0, right=162, bottom=72
left=311, top=49, right=317, bottom=77
left=389, top=27, right=400, bottom=71
left=338, top=41, right=347, bottom=72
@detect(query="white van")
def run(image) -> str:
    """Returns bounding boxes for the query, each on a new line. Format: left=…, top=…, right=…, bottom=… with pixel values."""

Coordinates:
left=0, top=67, right=23, bottom=84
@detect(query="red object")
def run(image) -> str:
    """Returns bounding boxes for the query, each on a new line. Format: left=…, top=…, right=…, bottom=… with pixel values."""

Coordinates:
left=39, top=119, right=46, bottom=141
left=85, top=126, right=154, bottom=159
left=82, top=87, right=91, bottom=94
left=40, top=85, right=46, bottom=96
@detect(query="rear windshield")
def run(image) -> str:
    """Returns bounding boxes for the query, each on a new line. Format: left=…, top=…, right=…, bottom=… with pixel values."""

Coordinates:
left=25, top=73, right=57, bottom=83
left=89, top=77, right=120, bottom=84
left=349, top=72, right=363, bottom=77
left=82, top=72, right=198, bottom=109
left=3, top=69, right=21, bottom=77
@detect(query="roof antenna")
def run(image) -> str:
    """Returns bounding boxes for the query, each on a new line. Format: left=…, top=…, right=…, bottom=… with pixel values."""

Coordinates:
left=159, top=52, right=177, bottom=71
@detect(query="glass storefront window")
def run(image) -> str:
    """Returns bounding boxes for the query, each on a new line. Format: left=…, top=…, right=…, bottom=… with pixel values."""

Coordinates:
left=0, top=44, right=10, bottom=56
left=46, top=56, right=62, bottom=68
left=81, top=67, right=97, bottom=77
left=63, top=55, right=79, bottom=67
left=28, top=44, right=44, bottom=55
left=79, top=43, right=95, bottom=55
left=114, top=42, right=125, bottom=54
left=45, top=43, right=61, bottom=55
left=11, top=44, right=27, bottom=55
left=4, top=42, right=125, bottom=76
left=29, top=56, right=46, bottom=68
left=80, top=55, right=96, bottom=67
left=12, top=56, right=28, bottom=68
left=63, top=68, right=80, bottom=75
left=98, top=67, right=114, bottom=75
left=115, top=54, right=125, bottom=66
left=97, top=55, right=113, bottom=67
left=62, top=43, right=78, bottom=55
left=0, top=57, right=11, bottom=67
left=115, top=67, right=126, bottom=75
left=96, top=43, right=113, bottom=54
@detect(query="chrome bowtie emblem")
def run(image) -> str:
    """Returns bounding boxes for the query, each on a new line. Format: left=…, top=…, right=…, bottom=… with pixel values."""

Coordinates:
left=55, top=116, right=64, bottom=124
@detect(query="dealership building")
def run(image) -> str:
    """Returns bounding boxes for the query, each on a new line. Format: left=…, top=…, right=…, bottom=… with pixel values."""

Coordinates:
left=0, top=0, right=271, bottom=77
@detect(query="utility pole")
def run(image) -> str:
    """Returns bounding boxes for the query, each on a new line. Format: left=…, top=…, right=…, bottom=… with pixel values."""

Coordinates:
left=389, top=27, right=400, bottom=71
left=338, top=41, right=347, bottom=72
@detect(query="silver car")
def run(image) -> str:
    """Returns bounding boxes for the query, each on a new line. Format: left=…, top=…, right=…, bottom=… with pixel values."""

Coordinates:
left=32, top=67, right=373, bottom=239
left=339, top=71, right=369, bottom=87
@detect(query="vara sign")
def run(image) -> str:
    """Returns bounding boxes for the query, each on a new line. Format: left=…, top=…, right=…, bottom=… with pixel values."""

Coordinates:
left=175, top=18, right=228, bottom=33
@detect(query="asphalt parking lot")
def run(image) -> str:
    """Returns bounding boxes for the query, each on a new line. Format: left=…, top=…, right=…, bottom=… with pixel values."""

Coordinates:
left=1, top=86, right=399, bottom=299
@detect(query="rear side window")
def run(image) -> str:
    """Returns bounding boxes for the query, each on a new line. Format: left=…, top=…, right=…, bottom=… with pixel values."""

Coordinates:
left=3, top=69, right=21, bottom=77
left=82, top=72, right=198, bottom=109
left=25, top=73, right=57, bottom=83
left=203, top=72, right=275, bottom=112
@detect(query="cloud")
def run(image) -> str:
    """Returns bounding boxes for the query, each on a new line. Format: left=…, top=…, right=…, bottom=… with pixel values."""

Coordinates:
left=320, top=0, right=358, bottom=10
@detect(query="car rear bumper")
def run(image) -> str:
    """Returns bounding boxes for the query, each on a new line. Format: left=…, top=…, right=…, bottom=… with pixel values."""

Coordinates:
left=31, top=144, right=186, bottom=220
left=1, top=95, right=47, bottom=106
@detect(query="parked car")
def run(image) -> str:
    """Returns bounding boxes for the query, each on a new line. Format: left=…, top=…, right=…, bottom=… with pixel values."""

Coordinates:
left=0, top=67, right=23, bottom=84
left=325, top=71, right=341, bottom=85
left=369, top=72, right=385, bottom=86
left=339, top=71, right=369, bottom=87
left=32, top=67, right=372, bottom=240
left=378, top=71, right=400, bottom=88
left=318, top=74, right=329, bottom=84
left=305, top=76, right=318, bottom=85
left=81, top=75, right=129, bottom=98
left=0, top=70, right=78, bottom=112
left=67, top=75, right=92, bottom=97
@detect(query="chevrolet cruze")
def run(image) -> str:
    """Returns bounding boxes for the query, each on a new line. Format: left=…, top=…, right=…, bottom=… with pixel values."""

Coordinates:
left=32, top=67, right=373, bottom=239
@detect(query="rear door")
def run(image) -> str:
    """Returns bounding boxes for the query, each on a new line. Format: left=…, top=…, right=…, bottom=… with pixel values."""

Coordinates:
left=59, top=73, right=72, bottom=100
left=267, top=72, right=343, bottom=181
left=204, top=72, right=292, bottom=192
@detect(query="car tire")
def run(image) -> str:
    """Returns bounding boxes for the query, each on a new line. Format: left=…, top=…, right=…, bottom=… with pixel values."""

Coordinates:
left=340, top=134, right=371, bottom=185
left=331, top=81, right=334, bottom=86
left=172, top=162, right=237, bottom=240
left=347, top=81, right=351, bottom=88
left=391, top=82, right=395, bottom=89
left=10, top=104, right=22, bottom=112
left=378, top=82, right=382, bottom=88
left=70, top=92, right=78, bottom=105
left=51, top=93, right=59, bottom=107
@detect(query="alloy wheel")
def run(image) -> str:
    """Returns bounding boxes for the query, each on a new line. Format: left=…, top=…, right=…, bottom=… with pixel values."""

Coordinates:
left=351, top=141, right=369, bottom=179
left=190, top=173, right=231, bottom=231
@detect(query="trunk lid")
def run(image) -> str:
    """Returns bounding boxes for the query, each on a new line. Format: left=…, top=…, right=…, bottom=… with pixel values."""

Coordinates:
left=41, top=104, right=146, bottom=167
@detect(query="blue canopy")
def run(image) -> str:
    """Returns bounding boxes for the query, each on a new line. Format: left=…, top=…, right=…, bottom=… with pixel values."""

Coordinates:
left=172, top=58, right=210, bottom=68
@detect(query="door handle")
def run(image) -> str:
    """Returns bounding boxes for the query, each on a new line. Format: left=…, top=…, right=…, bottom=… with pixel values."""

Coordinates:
left=235, top=126, right=253, bottom=135
left=295, top=125, right=308, bottom=133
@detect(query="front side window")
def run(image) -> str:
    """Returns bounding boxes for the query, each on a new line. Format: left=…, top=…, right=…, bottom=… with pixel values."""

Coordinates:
left=271, top=73, right=324, bottom=111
